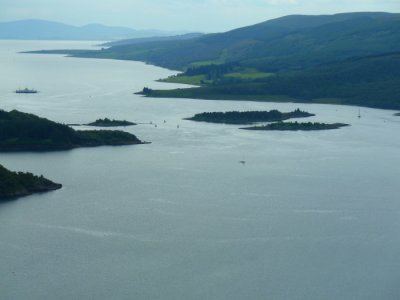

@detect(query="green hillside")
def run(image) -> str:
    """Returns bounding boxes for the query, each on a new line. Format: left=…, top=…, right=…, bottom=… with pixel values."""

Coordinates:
left=61, top=12, right=399, bottom=70
left=101, top=33, right=204, bottom=47
left=32, top=12, right=400, bottom=70
left=29, top=12, right=400, bottom=109
left=142, top=52, right=400, bottom=109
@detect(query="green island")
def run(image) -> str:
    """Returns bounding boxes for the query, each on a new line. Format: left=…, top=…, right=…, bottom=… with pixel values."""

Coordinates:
left=241, top=121, right=349, bottom=131
left=28, top=13, right=400, bottom=110
left=184, top=109, right=314, bottom=124
left=0, top=109, right=145, bottom=152
left=0, top=164, right=62, bottom=201
left=86, top=118, right=137, bottom=127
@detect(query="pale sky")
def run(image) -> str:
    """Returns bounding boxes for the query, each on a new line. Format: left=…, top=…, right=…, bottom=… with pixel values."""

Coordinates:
left=0, top=0, right=399, bottom=32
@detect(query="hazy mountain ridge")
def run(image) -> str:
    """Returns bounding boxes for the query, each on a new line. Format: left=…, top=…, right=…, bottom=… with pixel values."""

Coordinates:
left=0, top=19, right=188, bottom=41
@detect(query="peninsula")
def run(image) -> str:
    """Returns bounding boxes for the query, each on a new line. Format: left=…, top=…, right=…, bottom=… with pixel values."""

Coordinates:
left=241, top=121, right=349, bottom=131
left=0, top=109, right=146, bottom=152
left=184, top=109, right=314, bottom=124
left=28, top=13, right=400, bottom=110
left=86, top=118, right=137, bottom=127
left=0, top=164, right=62, bottom=201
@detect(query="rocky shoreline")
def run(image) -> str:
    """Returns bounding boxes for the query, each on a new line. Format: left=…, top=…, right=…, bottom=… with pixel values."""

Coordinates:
left=0, top=164, right=62, bottom=201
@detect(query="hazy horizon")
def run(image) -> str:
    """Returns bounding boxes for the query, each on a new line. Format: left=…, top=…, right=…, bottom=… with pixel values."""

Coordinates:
left=0, top=0, right=399, bottom=32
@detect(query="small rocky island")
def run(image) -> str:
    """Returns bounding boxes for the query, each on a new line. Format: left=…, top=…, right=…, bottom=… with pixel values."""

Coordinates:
left=241, top=121, right=349, bottom=131
left=185, top=109, right=314, bottom=124
left=0, top=164, right=61, bottom=201
left=0, top=109, right=145, bottom=152
left=395, top=112, right=400, bottom=116
left=86, top=118, right=137, bottom=127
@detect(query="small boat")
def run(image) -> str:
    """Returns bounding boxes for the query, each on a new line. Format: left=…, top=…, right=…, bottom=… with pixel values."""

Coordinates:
left=15, top=88, right=38, bottom=94
left=239, top=160, right=246, bottom=165
left=358, top=108, right=361, bottom=118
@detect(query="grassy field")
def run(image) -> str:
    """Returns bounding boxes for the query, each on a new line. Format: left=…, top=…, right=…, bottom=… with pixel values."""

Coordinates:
left=159, top=75, right=208, bottom=85
left=224, top=70, right=274, bottom=80
left=189, top=60, right=225, bottom=67
left=160, top=68, right=274, bottom=85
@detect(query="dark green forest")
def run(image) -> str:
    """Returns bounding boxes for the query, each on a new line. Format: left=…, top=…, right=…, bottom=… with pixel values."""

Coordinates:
left=241, top=122, right=349, bottom=131
left=0, top=110, right=144, bottom=151
left=0, top=164, right=62, bottom=200
left=185, top=109, right=314, bottom=124
left=143, top=52, right=400, bottom=109
left=86, top=118, right=137, bottom=127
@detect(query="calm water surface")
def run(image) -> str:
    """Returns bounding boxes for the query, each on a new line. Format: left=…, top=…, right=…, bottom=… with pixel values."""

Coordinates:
left=1, top=41, right=400, bottom=300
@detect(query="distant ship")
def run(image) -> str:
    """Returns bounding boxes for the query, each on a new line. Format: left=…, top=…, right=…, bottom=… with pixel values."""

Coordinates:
left=15, top=88, right=38, bottom=94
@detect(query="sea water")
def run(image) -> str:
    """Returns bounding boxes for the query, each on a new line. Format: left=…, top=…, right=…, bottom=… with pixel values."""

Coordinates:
left=1, top=41, right=400, bottom=300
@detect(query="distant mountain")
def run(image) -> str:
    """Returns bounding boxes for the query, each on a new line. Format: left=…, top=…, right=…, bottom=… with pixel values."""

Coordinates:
left=0, top=19, right=187, bottom=41
left=101, top=33, right=204, bottom=47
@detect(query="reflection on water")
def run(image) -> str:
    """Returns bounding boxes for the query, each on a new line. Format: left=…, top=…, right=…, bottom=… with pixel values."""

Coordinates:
left=1, top=41, right=400, bottom=300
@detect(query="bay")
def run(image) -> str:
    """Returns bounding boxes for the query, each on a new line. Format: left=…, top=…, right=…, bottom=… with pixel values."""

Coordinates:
left=1, top=40, right=400, bottom=300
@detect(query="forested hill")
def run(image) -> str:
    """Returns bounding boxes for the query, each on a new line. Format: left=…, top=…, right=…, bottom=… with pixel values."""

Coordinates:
left=75, top=12, right=400, bottom=70
left=29, top=12, right=400, bottom=109
left=143, top=52, right=400, bottom=109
